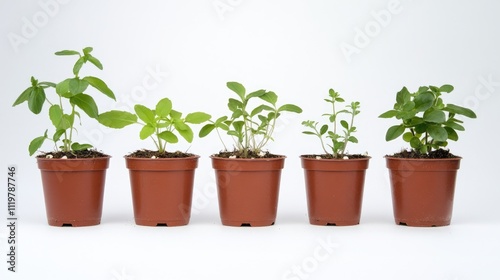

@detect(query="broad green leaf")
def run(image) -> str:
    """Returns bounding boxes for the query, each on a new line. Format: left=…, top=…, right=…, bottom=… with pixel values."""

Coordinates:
left=177, top=125, right=194, bottom=143
left=71, top=94, right=99, bottom=119
left=247, top=89, right=267, bottom=100
left=134, top=104, right=156, bottom=124
left=199, top=124, right=215, bottom=137
left=410, top=137, right=421, bottom=149
left=232, top=121, right=244, bottom=133
left=428, top=125, right=448, bottom=142
left=445, top=127, right=458, bottom=141
left=429, top=85, right=440, bottom=93
left=402, top=101, right=415, bottom=111
left=228, top=98, right=243, bottom=111
left=185, top=112, right=211, bottom=124
left=158, top=131, right=178, bottom=143
left=414, top=92, right=435, bottom=112
left=379, top=110, right=398, bottom=118
left=385, top=125, right=405, bottom=141
left=259, top=91, right=278, bottom=105
left=340, top=120, right=349, bottom=129
left=98, top=110, right=137, bottom=128
left=61, top=114, right=73, bottom=130
left=443, top=104, right=477, bottom=118
left=444, top=120, right=465, bottom=131
left=139, top=124, right=155, bottom=140
left=71, top=142, right=93, bottom=151
left=396, top=87, right=410, bottom=105
left=174, top=120, right=189, bottom=131
left=402, top=132, right=413, bottom=142
left=83, top=76, right=115, bottom=100
left=348, top=136, right=358, bottom=143
left=215, top=116, right=228, bottom=125
left=73, top=56, right=85, bottom=76
left=169, top=109, right=182, bottom=119
left=423, top=110, right=446, bottom=123
left=13, top=87, right=33, bottom=106
left=56, top=79, right=72, bottom=97
left=69, top=78, right=89, bottom=94
left=29, top=134, right=46, bottom=156
left=408, top=117, right=424, bottom=126
left=414, top=123, right=428, bottom=134
left=231, top=109, right=243, bottom=119
left=83, top=47, right=93, bottom=55
left=87, top=55, right=103, bottom=70
left=53, top=129, right=65, bottom=142
left=439, top=84, right=454, bottom=93
left=320, top=124, right=328, bottom=135
left=28, top=87, right=45, bottom=114
left=155, top=98, right=172, bottom=118
left=49, top=105, right=63, bottom=128
left=226, top=81, right=245, bottom=100
left=278, top=104, right=302, bottom=113
left=251, top=104, right=274, bottom=117
left=55, top=50, right=80, bottom=56
left=417, top=86, right=429, bottom=94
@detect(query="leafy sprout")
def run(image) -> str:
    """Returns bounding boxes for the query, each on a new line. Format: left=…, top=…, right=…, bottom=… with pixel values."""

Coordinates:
left=12, top=47, right=116, bottom=156
left=98, top=98, right=211, bottom=153
left=302, top=89, right=361, bottom=158
left=199, top=81, right=302, bottom=158
left=379, top=84, right=477, bottom=154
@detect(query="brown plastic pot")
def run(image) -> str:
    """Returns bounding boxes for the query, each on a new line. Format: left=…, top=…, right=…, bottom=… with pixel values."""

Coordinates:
left=301, top=156, right=370, bottom=226
left=125, top=156, right=199, bottom=226
left=386, top=157, right=461, bottom=227
left=37, top=157, right=110, bottom=227
left=211, top=156, right=285, bottom=227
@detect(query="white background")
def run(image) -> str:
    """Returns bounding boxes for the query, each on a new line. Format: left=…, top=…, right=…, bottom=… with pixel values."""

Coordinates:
left=1, top=0, right=500, bottom=279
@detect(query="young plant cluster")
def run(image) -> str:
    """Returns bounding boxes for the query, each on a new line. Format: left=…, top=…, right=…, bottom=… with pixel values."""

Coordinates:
left=302, top=89, right=361, bottom=158
left=98, top=98, right=211, bottom=154
left=199, top=81, right=302, bottom=158
left=379, top=84, right=477, bottom=154
left=12, top=47, right=116, bottom=156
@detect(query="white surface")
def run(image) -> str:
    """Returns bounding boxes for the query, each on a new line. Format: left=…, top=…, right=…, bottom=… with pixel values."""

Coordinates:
left=1, top=0, right=500, bottom=279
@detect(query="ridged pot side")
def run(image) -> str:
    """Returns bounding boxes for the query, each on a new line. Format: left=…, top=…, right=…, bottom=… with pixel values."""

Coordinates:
left=37, top=157, right=110, bottom=227
left=126, top=156, right=199, bottom=226
left=211, top=156, right=285, bottom=227
left=386, top=157, right=461, bottom=227
left=301, top=157, right=370, bottom=226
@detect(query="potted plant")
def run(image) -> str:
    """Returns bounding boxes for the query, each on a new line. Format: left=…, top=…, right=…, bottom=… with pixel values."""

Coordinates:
left=199, top=81, right=302, bottom=227
left=301, top=89, right=370, bottom=226
left=98, top=98, right=211, bottom=226
left=12, top=47, right=116, bottom=227
left=379, top=84, right=477, bottom=226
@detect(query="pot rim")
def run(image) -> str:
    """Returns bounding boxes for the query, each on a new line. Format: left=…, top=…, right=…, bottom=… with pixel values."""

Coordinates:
left=210, top=154, right=286, bottom=160
left=124, top=154, right=200, bottom=161
left=300, top=155, right=371, bottom=161
left=36, top=155, right=111, bottom=162
left=384, top=155, right=462, bottom=161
